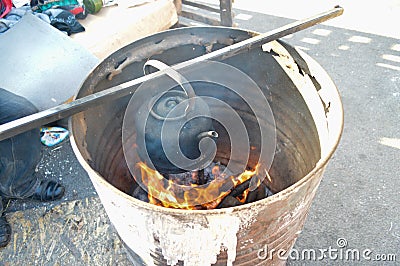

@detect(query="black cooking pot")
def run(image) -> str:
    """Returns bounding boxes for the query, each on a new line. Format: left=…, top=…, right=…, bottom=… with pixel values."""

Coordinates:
left=134, top=60, right=218, bottom=174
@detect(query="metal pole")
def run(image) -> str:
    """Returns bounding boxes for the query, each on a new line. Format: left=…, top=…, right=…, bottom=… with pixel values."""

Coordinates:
left=219, top=0, right=233, bottom=27
left=0, top=6, right=343, bottom=141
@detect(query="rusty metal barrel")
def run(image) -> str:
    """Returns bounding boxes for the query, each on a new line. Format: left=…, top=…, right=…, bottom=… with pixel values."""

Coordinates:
left=70, top=27, right=343, bottom=265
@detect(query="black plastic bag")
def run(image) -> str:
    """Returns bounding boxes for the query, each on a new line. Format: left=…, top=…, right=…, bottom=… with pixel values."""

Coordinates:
left=44, top=8, right=84, bottom=35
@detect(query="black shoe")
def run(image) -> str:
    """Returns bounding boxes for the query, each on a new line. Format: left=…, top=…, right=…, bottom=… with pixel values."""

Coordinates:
left=0, top=215, right=11, bottom=248
left=30, top=180, right=65, bottom=201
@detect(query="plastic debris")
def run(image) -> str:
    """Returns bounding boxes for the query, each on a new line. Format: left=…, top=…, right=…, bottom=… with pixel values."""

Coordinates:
left=83, top=0, right=103, bottom=14
left=40, top=127, right=69, bottom=147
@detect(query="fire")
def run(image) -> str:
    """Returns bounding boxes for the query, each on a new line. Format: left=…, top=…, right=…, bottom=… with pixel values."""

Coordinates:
left=136, top=162, right=260, bottom=209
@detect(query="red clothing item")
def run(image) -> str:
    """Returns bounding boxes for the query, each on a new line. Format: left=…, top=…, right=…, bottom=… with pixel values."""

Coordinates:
left=0, top=0, right=12, bottom=18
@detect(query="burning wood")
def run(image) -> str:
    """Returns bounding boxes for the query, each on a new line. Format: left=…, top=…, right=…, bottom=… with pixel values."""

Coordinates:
left=132, top=162, right=273, bottom=209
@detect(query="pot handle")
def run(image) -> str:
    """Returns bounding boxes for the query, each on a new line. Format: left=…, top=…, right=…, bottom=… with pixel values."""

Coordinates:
left=143, top=60, right=196, bottom=120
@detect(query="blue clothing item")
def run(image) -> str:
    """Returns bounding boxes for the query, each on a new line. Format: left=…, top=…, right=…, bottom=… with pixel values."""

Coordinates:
left=0, top=6, right=50, bottom=34
left=0, top=88, right=41, bottom=213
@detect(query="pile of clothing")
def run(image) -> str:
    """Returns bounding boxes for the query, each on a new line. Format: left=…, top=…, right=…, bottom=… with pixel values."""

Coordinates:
left=0, top=0, right=87, bottom=35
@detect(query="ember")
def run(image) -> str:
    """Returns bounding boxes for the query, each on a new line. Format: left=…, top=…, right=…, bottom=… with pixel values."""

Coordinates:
left=133, top=161, right=273, bottom=209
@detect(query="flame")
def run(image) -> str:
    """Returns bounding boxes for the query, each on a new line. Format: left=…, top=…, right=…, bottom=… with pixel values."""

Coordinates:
left=236, top=178, right=262, bottom=204
left=136, top=162, right=260, bottom=210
